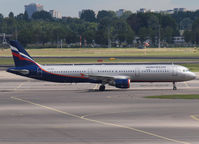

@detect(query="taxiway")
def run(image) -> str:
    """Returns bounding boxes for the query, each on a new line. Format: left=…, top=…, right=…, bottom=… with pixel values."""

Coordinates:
left=0, top=71, right=199, bottom=144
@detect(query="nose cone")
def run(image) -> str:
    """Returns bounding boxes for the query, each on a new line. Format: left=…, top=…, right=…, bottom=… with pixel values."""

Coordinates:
left=186, top=72, right=196, bottom=80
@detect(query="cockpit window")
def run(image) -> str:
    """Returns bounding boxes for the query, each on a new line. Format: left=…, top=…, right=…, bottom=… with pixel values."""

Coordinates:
left=183, top=69, right=190, bottom=72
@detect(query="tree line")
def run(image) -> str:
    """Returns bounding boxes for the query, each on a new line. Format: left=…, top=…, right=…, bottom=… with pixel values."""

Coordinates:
left=1, top=9, right=199, bottom=48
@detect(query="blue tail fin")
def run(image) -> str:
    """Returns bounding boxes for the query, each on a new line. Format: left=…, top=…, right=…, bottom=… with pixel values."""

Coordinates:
left=9, top=41, right=38, bottom=67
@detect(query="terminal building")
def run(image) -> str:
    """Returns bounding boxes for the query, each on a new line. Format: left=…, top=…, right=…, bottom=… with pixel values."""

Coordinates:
left=25, top=3, right=44, bottom=18
left=174, top=8, right=187, bottom=13
left=49, top=10, right=62, bottom=19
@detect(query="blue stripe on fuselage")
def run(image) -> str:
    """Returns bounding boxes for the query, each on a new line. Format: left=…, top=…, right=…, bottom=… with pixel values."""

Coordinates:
left=34, top=69, right=101, bottom=83
left=7, top=66, right=101, bottom=84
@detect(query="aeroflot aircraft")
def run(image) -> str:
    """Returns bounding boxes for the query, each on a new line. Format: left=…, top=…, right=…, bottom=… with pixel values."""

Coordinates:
left=7, top=41, right=196, bottom=91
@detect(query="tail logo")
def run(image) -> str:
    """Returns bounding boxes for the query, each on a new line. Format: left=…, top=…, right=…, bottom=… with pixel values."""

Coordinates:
left=11, top=45, right=35, bottom=63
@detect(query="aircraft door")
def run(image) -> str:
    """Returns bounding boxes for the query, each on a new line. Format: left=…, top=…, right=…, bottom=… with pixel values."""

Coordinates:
left=135, top=68, right=140, bottom=77
left=172, top=65, right=177, bottom=76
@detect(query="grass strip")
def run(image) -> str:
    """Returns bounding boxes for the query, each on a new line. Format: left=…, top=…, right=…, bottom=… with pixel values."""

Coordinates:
left=146, top=94, right=199, bottom=99
left=1, top=48, right=199, bottom=57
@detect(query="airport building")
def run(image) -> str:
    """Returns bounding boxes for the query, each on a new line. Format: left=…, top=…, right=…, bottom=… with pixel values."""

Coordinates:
left=137, top=8, right=155, bottom=13
left=49, top=10, right=62, bottom=19
left=137, top=8, right=147, bottom=13
left=173, top=36, right=185, bottom=44
left=116, top=9, right=126, bottom=17
left=160, top=8, right=188, bottom=14
left=174, top=8, right=187, bottom=13
left=160, top=10, right=175, bottom=14
left=25, top=3, right=44, bottom=18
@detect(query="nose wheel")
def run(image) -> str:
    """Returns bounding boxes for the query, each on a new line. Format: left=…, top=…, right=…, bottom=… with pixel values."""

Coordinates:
left=99, top=85, right=105, bottom=91
left=173, top=82, right=177, bottom=90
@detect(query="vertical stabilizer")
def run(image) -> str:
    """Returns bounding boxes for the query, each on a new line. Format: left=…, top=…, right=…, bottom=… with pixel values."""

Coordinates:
left=9, top=41, right=38, bottom=67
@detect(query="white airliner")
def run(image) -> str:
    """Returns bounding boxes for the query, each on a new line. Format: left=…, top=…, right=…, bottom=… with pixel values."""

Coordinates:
left=7, top=41, right=196, bottom=91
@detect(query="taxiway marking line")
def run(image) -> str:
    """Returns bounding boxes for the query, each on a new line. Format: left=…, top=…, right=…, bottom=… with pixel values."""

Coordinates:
left=190, top=115, right=199, bottom=122
left=93, top=84, right=99, bottom=90
left=14, top=80, right=31, bottom=91
left=80, top=112, right=105, bottom=118
left=11, top=96, right=190, bottom=144
left=14, top=82, right=24, bottom=91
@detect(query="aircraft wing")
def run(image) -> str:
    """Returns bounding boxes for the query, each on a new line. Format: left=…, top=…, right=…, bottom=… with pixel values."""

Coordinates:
left=87, top=74, right=130, bottom=83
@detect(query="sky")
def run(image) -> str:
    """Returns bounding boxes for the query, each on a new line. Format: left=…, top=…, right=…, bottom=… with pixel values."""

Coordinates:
left=1, top=0, right=199, bottom=17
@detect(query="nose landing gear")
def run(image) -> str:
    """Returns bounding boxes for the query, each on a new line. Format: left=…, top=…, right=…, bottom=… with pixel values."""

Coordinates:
left=173, top=82, right=177, bottom=90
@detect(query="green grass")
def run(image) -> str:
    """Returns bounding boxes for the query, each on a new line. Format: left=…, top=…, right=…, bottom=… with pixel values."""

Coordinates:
left=146, top=94, right=199, bottom=99
left=0, top=58, right=14, bottom=65
left=181, top=64, right=199, bottom=72
left=1, top=47, right=199, bottom=57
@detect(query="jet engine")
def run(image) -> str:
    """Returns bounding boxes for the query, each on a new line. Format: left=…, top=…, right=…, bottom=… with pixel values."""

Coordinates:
left=109, top=79, right=130, bottom=89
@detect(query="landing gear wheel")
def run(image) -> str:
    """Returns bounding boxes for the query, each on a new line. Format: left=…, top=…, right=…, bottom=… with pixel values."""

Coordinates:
left=99, top=85, right=105, bottom=91
left=173, top=82, right=177, bottom=90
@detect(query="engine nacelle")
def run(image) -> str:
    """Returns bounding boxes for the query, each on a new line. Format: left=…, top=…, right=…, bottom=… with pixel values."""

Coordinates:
left=109, top=79, right=130, bottom=89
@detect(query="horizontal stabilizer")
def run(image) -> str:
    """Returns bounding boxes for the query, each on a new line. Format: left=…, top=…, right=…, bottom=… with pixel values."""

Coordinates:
left=7, top=68, right=30, bottom=75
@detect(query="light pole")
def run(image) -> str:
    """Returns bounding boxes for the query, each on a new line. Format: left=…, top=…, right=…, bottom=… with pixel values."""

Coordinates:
left=158, top=24, right=161, bottom=48
left=0, top=33, right=12, bottom=50
left=108, top=25, right=111, bottom=48
left=3, top=33, right=6, bottom=44
left=60, top=39, right=63, bottom=49
left=15, top=25, right=18, bottom=41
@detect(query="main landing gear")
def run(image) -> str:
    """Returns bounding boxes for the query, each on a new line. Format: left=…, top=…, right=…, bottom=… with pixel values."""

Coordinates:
left=99, top=85, right=106, bottom=91
left=173, top=82, right=177, bottom=90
